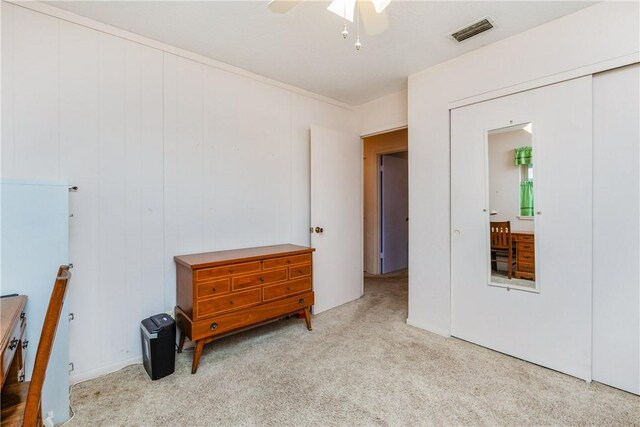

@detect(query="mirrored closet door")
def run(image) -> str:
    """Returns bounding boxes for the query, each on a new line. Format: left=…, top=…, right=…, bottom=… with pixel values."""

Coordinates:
left=451, top=76, right=593, bottom=381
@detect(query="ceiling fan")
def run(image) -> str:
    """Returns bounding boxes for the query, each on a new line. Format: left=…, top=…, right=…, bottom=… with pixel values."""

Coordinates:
left=267, top=0, right=392, bottom=50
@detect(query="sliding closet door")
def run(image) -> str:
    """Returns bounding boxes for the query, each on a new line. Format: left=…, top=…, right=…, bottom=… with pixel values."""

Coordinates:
left=451, top=77, right=592, bottom=380
left=592, top=64, right=640, bottom=394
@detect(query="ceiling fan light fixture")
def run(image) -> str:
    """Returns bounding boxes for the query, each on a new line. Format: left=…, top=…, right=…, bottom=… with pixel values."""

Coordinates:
left=327, top=0, right=357, bottom=22
left=341, top=24, right=349, bottom=39
left=371, top=0, right=391, bottom=14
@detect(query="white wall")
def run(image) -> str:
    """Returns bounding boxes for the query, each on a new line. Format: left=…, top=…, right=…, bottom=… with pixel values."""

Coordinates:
left=357, top=89, right=407, bottom=136
left=488, top=130, right=533, bottom=232
left=1, top=2, right=356, bottom=382
left=407, top=1, right=639, bottom=338
left=592, top=63, right=640, bottom=394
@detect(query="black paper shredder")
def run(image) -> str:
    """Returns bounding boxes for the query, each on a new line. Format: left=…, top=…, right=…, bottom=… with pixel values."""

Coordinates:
left=140, top=313, right=176, bottom=380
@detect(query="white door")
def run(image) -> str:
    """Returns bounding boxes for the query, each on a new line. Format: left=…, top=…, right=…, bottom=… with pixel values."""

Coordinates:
left=381, top=155, right=409, bottom=273
left=310, top=125, right=363, bottom=313
left=451, top=77, right=593, bottom=380
left=592, top=64, right=640, bottom=394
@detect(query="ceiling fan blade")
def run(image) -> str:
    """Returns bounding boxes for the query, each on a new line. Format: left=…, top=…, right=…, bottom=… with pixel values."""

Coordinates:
left=267, top=0, right=303, bottom=14
left=371, top=0, right=391, bottom=14
left=359, top=1, right=389, bottom=36
left=328, top=0, right=356, bottom=22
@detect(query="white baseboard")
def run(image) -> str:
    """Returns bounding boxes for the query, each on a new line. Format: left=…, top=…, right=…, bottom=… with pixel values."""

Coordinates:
left=406, top=318, right=451, bottom=338
left=69, top=355, right=142, bottom=385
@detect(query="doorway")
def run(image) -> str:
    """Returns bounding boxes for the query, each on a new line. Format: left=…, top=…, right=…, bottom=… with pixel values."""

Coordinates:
left=362, top=128, right=408, bottom=276
left=380, top=152, right=408, bottom=273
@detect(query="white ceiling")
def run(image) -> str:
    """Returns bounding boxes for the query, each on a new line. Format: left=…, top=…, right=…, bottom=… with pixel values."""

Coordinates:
left=47, top=1, right=595, bottom=105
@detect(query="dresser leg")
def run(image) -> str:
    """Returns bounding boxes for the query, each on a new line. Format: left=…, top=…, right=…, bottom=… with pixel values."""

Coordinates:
left=303, top=307, right=312, bottom=331
left=192, top=340, right=205, bottom=374
left=177, top=332, right=186, bottom=353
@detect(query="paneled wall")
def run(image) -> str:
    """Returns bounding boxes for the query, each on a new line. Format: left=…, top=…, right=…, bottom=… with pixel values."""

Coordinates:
left=1, top=2, right=356, bottom=382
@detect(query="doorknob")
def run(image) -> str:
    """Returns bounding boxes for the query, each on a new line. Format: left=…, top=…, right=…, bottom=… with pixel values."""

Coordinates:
left=315, top=227, right=324, bottom=233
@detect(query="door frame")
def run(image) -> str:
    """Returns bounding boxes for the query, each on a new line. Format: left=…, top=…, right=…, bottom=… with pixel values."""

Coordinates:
left=361, top=126, right=408, bottom=275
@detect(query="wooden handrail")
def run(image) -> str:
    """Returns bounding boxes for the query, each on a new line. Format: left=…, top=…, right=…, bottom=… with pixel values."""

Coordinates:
left=23, top=265, right=72, bottom=426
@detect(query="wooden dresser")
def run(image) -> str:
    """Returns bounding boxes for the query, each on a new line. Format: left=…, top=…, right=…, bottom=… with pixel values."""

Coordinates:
left=175, top=244, right=315, bottom=373
left=1, top=296, right=27, bottom=390
left=513, top=231, right=535, bottom=280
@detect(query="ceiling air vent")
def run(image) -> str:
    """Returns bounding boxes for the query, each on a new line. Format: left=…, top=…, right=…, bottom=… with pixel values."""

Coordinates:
left=449, top=17, right=495, bottom=43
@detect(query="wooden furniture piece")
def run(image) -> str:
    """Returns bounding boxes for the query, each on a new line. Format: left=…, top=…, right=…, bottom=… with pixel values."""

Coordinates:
left=1, top=296, right=28, bottom=392
left=1, top=266, right=71, bottom=427
left=490, top=221, right=516, bottom=279
left=175, top=244, right=315, bottom=374
left=513, top=231, right=535, bottom=280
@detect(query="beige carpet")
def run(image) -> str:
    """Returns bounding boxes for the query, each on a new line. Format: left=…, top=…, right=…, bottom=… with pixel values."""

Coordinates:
left=68, top=273, right=639, bottom=426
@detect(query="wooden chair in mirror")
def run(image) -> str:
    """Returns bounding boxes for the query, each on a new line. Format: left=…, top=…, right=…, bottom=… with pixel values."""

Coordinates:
left=490, top=221, right=517, bottom=279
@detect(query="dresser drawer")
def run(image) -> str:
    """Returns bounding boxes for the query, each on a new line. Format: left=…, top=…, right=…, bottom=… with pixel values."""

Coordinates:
left=289, top=264, right=311, bottom=279
left=190, top=291, right=315, bottom=340
left=516, top=241, right=535, bottom=252
left=263, top=277, right=312, bottom=302
left=197, top=288, right=261, bottom=318
left=196, top=278, right=230, bottom=299
left=233, top=269, right=287, bottom=291
left=517, top=251, right=535, bottom=263
left=263, top=254, right=312, bottom=270
left=516, top=234, right=534, bottom=242
left=196, top=261, right=261, bottom=282
left=517, top=262, right=535, bottom=273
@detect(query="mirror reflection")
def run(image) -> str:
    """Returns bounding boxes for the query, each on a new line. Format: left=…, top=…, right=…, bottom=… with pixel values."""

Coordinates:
left=487, top=123, right=536, bottom=290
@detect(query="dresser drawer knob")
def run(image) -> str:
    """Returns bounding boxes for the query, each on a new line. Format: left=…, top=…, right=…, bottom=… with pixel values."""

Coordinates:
left=298, top=270, right=303, bottom=274
left=9, top=338, right=18, bottom=350
left=210, top=323, right=218, bottom=331
left=259, top=277, right=265, bottom=283
left=212, top=287, right=216, bottom=292
left=229, top=300, right=234, bottom=305
left=299, top=299, right=304, bottom=305
left=228, top=270, right=234, bottom=274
